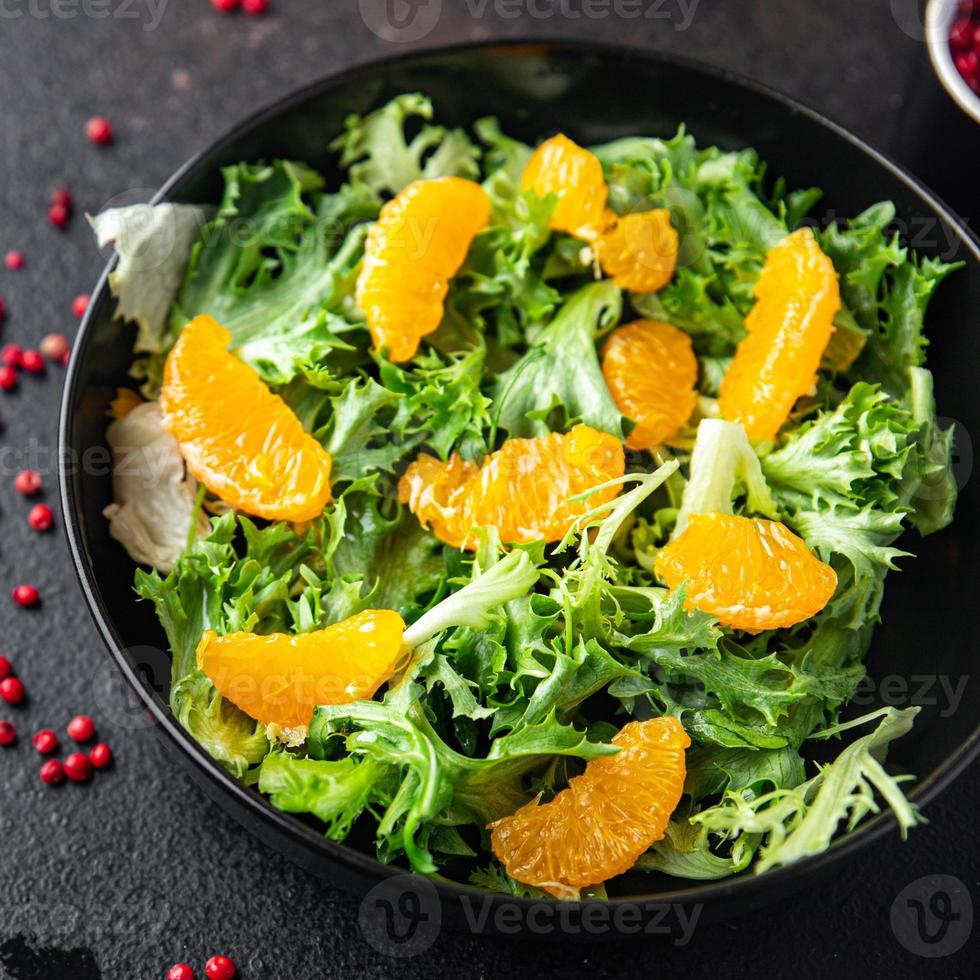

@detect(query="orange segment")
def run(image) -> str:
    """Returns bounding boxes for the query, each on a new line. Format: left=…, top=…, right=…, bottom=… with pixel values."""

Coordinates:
left=520, top=134, right=609, bottom=241
left=356, top=177, right=490, bottom=363
left=654, top=512, right=837, bottom=632
left=595, top=209, right=679, bottom=293
left=602, top=320, right=698, bottom=450
left=718, top=227, right=840, bottom=441
left=490, top=717, right=689, bottom=898
left=160, top=315, right=333, bottom=522
left=398, top=424, right=625, bottom=550
left=197, top=609, right=406, bottom=730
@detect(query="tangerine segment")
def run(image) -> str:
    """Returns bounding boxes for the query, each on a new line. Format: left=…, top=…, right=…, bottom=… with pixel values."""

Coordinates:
left=718, top=227, right=840, bottom=441
left=595, top=209, right=679, bottom=293
left=197, top=610, right=406, bottom=730
left=160, top=316, right=333, bottom=522
left=356, top=177, right=490, bottom=363
left=398, top=424, right=625, bottom=550
left=602, top=320, right=699, bottom=450
left=520, top=134, right=610, bottom=241
left=654, top=512, right=837, bottom=632
left=490, top=718, right=690, bottom=898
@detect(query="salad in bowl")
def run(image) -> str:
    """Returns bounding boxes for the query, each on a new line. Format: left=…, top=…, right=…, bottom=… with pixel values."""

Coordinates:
left=91, top=93, right=958, bottom=900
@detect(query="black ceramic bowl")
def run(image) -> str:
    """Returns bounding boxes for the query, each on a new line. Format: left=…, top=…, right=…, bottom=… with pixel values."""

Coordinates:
left=60, top=41, right=980, bottom=936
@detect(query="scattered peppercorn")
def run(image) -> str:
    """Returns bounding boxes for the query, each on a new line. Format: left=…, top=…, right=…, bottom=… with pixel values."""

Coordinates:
left=20, top=350, right=44, bottom=375
left=0, top=365, right=17, bottom=391
left=40, top=759, right=64, bottom=785
left=33, top=729, right=58, bottom=755
left=0, top=677, right=25, bottom=706
left=14, top=469, right=42, bottom=495
left=167, top=965, right=195, bottom=980
left=51, top=185, right=72, bottom=209
left=89, top=743, right=113, bottom=769
left=0, top=656, right=11, bottom=680
left=4, top=251, right=24, bottom=270
left=0, top=721, right=16, bottom=747
left=211, top=0, right=241, bottom=11
left=1, top=343, right=22, bottom=367
left=243, top=0, right=269, bottom=14
left=72, top=294, right=90, bottom=318
left=64, top=752, right=93, bottom=782
left=12, top=585, right=40, bottom=608
left=48, top=203, right=70, bottom=229
left=67, top=715, right=96, bottom=743
left=204, top=956, right=236, bottom=980
left=85, top=116, right=114, bottom=146
left=40, top=333, right=70, bottom=362
left=28, top=503, right=54, bottom=532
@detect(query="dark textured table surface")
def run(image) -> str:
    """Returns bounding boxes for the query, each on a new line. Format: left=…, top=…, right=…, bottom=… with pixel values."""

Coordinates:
left=1, top=1, right=978, bottom=978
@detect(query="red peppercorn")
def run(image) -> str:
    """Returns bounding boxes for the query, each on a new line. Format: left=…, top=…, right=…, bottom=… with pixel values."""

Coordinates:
left=1, top=343, right=22, bottom=367
left=85, top=116, right=113, bottom=146
left=40, top=759, right=64, bottom=785
left=89, top=742, right=112, bottom=769
left=0, top=677, right=25, bottom=706
left=72, top=294, right=90, bottom=318
left=951, top=17, right=974, bottom=49
left=60, top=348, right=70, bottom=366
left=33, top=729, right=58, bottom=755
left=0, top=295, right=5, bottom=323
left=67, top=715, right=96, bottom=742
left=20, top=349, right=44, bottom=374
left=243, top=0, right=269, bottom=14
left=28, top=503, right=54, bottom=532
left=14, top=469, right=42, bottom=495
left=4, top=250, right=24, bottom=271
left=0, top=721, right=16, bottom=747
left=0, top=656, right=11, bottom=680
left=955, top=50, right=980, bottom=81
left=204, top=956, right=236, bottom=980
left=12, top=584, right=40, bottom=608
left=64, top=752, right=93, bottom=782
left=0, top=365, right=17, bottom=391
left=40, top=333, right=70, bottom=362
left=211, top=0, right=241, bottom=11
left=48, top=203, right=70, bottom=229
left=51, top=185, right=72, bottom=209
left=167, top=966, right=195, bottom=980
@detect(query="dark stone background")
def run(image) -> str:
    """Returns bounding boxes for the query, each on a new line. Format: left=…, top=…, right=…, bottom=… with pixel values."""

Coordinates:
left=0, top=1, right=977, bottom=977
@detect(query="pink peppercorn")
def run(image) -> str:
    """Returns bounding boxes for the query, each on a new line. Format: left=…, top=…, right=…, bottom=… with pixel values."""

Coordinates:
left=40, top=759, right=64, bottom=785
left=89, top=743, right=113, bottom=769
left=0, top=365, right=17, bottom=391
left=0, top=656, right=11, bottom=680
left=0, top=721, right=16, bottom=747
left=85, top=116, right=113, bottom=146
left=20, top=350, right=44, bottom=374
left=243, top=0, right=269, bottom=14
left=48, top=203, right=70, bottom=229
left=72, top=294, right=90, bottom=318
left=51, top=186, right=72, bottom=209
left=40, top=333, right=70, bottom=362
left=1, top=343, right=22, bottom=367
left=67, top=715, right=96, bottom=742
left=64, top=752, right=93, bottom=782
left=211, top=0, right=240, bottom=11
left=4, top=251, right=24, bottom=270
left=204, top=956, right=236, bottom=980
left=0, top=677, right=25, bottom=705
left=28, top=503, right=54, bottom=532
left=14, top=469, right=42, bottom=495
left=167, top=966, right=195, bottom=980
left=33, top=729, right=58, bottom=755
left=12, top=584, right=40, bottom=608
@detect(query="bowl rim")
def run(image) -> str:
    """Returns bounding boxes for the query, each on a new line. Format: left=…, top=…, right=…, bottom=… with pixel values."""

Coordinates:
left=59, top=37, right=980, bottom=918
left=926, top=0, right=980, bottom=125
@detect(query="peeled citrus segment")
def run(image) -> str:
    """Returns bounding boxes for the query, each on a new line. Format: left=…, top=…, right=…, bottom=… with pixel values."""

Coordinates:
left=160, top=315, right=333, bottom=522
left=520, top=134, right=610, bottom=241
left=356, top=177, right=490, bottom=363
left=602, top=320, right=698, bottom=450
left=489, top=717, right=689, bottom=898
left=654, top=512, right=837, bottom=632
left=197, top=609, right=406, bottom=730
left=398, top=424, right=625, bottom=550
left=595, top=209, right=679, bottom=293
left=718, top=227, right=841, bottom=441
